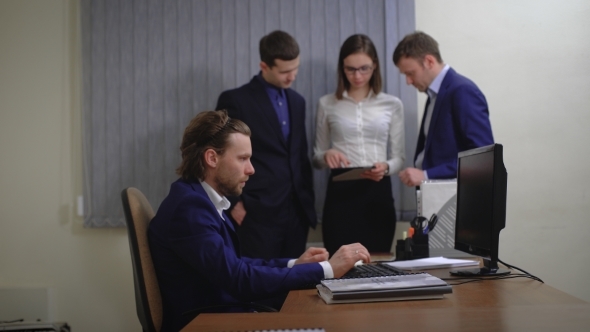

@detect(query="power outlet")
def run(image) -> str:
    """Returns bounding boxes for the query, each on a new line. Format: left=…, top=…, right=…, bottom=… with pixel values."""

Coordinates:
left=77, top=195, right=84, bottom=217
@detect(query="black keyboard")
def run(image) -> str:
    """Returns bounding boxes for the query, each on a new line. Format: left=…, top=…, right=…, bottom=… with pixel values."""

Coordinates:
left=339, top=263, right=407, bottom=279
left=298, top=263, right=408, bottom=289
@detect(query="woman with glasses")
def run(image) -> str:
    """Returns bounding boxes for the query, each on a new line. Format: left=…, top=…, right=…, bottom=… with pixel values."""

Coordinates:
left=313, top=34, right=405, bottom=256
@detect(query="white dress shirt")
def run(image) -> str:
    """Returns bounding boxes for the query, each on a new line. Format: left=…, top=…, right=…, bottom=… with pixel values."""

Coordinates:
left=200, top=180, right=231, bottom=220
left=415, top=64, right=450, bottom=178
left=200, top=180, right=334, bottom=278
left=313, top=90, right=405, bottom=175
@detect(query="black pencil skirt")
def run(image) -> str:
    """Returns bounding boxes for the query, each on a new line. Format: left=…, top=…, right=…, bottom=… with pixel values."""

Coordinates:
left=322, top=169, right=396, bottom=256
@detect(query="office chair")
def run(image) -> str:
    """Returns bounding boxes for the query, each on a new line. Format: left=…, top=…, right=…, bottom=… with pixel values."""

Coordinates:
left=122, top=188, right=277, bottom=332
left=121, top=187, right=162, bottom=332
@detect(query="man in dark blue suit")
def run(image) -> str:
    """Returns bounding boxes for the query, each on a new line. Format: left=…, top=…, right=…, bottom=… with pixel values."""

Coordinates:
left=393, top=31, right=494, bottom=187
left=148, top=110, right=369, bottom=332
left=216, top=31, right=316, bottom=259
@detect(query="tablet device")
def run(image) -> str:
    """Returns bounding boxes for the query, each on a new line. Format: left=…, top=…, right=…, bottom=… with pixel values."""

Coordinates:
left=332, top=167, right=374, bottom=181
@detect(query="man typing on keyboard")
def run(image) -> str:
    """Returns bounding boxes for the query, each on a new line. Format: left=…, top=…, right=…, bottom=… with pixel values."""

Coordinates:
left=148, top=110, right=371, bottom=332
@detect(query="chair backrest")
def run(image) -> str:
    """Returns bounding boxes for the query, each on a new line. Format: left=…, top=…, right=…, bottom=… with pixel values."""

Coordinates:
left=121, top=187, right=162, bottom=332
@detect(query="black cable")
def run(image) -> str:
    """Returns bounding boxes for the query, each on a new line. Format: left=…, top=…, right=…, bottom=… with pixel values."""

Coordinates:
left=498, top=258, right=544, bottom=283
left=445, top=278, right=483, bottom=285
left=440, top=258, right=544, bottom=284
left=444, top=273, right=543, bottom=285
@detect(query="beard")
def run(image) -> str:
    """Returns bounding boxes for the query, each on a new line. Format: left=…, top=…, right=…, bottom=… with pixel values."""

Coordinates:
left=214, top=173, right=246, bottom=197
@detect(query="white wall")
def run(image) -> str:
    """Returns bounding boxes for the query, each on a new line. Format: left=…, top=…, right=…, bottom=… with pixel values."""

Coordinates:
left=415, top=0, right=590, bottom=302
left=0, top=1, right=588, bottom=331
left=0, top=1, right=139, bottom=330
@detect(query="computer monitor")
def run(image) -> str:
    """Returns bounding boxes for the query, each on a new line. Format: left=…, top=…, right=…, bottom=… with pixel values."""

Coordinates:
left=450, top=143, right=510, bottom=276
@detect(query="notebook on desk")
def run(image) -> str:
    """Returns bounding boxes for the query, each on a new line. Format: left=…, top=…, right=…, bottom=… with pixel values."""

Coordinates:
left=317, top=273, right=452, bottom=304
left=296, top=263, right=406, bottom=290
left=386, top=257, right=479, bottom=271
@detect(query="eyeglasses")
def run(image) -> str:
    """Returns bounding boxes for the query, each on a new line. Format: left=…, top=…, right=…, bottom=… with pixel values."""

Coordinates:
left=343, top=65, right=374, bottom=75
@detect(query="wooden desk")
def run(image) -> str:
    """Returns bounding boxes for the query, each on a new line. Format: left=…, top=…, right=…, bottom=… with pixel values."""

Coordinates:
left=183, top=268, right=590, bottom=331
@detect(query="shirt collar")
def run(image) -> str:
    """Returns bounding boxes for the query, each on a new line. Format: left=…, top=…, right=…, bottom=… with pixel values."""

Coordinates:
left=200, top=180, right=231, bottom=219
left=257, top=72, right=285, bottom=97
left=342, top=89, right=375, bottom=102
left=427, top=64, right=450, bottom=98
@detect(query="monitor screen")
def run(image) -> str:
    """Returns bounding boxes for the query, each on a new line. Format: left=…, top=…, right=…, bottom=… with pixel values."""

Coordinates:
left=452, top=144, right=510, bottom=276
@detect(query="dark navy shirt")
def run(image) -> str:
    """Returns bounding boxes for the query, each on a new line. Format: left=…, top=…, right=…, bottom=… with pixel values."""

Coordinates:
left=257, top=72, right=290, bottom=141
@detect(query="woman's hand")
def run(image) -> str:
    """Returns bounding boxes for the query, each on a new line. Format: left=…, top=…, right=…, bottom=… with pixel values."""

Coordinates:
left=360, top=162, right=389, bottom=182
left=324, top=149, right=351, bottom=168
left=230, top=201, right=247, bottom=225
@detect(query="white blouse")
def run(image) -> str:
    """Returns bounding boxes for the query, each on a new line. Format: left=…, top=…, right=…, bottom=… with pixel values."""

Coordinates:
left=313, top=90, right=405, bottom=176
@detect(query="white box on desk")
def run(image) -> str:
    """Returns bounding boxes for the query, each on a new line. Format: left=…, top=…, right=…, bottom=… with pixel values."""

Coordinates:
left=417, top=180, right=457, bottom=252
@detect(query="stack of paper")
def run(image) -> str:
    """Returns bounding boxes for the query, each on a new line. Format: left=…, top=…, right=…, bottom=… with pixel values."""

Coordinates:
left=385, top=257, right=479, bottom=271
left=317, top=273, right=452, bottom=304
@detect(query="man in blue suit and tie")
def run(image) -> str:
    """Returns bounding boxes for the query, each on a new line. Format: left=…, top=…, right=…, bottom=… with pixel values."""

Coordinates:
left=216, top=31, right=316, bottom=260
left=148, top=110, right=370, bottom=332
left=393, top=31, right=494, bottom=187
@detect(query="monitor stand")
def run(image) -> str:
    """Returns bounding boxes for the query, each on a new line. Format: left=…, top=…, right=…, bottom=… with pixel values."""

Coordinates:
left=450, top=257, right=510, bottom=276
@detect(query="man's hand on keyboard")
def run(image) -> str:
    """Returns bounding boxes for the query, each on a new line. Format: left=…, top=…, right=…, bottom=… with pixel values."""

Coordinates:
left=294, top=247, right=330, bottom=265
left=328, top=243, right=371, bottom=278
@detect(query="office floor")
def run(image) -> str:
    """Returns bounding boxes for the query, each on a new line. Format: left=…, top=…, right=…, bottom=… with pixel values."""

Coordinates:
left=307, top=221, right=411, bottom=254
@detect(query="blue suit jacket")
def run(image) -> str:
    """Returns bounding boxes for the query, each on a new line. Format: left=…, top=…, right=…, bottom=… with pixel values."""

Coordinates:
left=148, top=179, right=324, bottom=332
left=416, top=68, right=494, bottom=179
left=216, top=76, right=317, bottom=228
